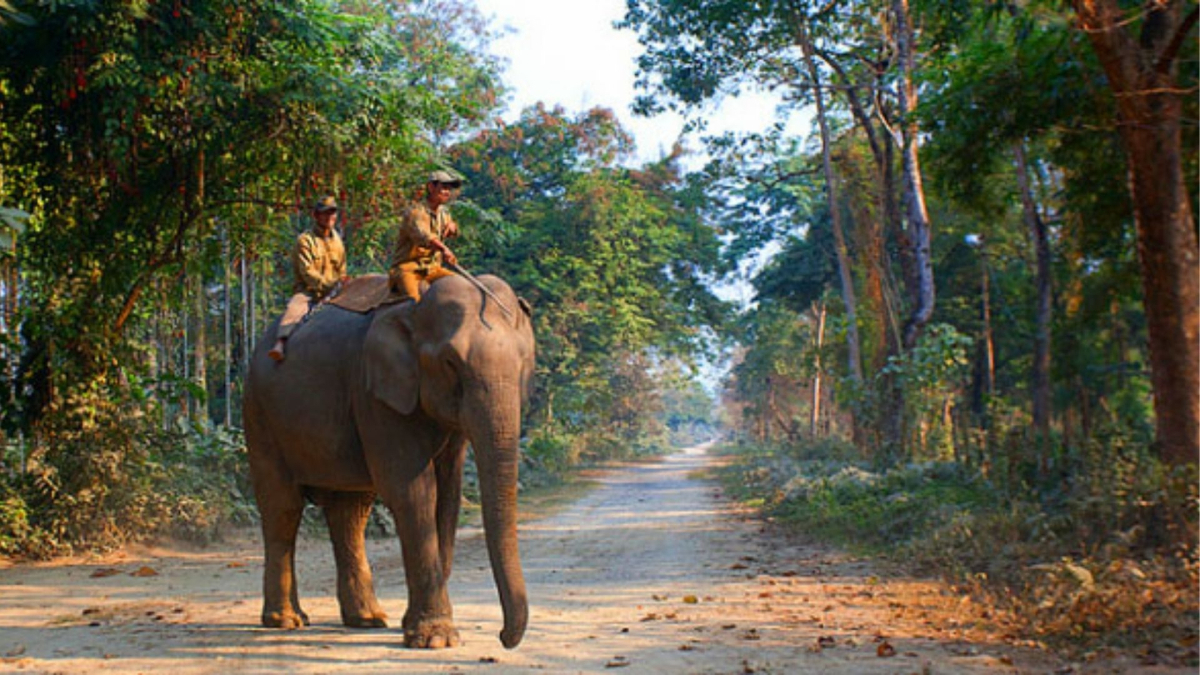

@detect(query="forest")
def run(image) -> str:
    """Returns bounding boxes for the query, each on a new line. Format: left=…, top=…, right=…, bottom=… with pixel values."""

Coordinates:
left=0, top=0, right=1196, bottom=659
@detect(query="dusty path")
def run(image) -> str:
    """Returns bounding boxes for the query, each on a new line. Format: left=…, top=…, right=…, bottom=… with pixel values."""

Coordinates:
left=0, top=445, right=1121, bottom=674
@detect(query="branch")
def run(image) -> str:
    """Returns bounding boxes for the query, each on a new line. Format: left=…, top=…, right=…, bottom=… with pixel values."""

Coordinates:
left=1155, top=6, right=1198, bottom=75
left=815, top=48, right=885, bottom=164
left=745, top=166, right=822, bottom=191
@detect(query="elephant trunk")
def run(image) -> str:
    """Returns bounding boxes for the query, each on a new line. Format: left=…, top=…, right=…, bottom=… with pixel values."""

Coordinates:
left=466, top=393, right=528, bottom=649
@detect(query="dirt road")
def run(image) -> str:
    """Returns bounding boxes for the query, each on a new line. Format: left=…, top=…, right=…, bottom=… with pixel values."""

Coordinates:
left=0, top=445, right=1110, bottom=674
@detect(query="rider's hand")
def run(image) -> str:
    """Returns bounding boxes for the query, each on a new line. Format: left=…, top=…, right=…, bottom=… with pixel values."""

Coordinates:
left=443, top=221, right=459, bottom=239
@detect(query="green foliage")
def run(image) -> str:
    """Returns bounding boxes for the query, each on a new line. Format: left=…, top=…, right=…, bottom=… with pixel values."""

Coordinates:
left=523, top=427, right=577, bottom=475
left=452, top=106, right=727, bottom=460
left=875, top=323, right=972, bottom=458
left=0, top=0, right=512, bottom=553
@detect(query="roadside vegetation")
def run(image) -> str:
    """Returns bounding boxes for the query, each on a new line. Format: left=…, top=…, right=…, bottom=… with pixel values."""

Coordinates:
left=714, top=436, right=1197, bottom=663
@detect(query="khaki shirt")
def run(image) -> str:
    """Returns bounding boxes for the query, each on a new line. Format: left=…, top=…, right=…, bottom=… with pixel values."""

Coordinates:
left=291, top=227, right=346, bottom=297
left=388, top=201, right=457, bottom=274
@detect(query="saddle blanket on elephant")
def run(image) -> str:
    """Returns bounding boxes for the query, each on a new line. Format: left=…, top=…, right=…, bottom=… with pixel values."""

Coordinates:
left=328, top=274, right=395, bottom=313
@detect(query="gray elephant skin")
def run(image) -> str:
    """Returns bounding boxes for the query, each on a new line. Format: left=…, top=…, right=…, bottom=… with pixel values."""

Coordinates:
left=243, top=274, right=534, bottom=649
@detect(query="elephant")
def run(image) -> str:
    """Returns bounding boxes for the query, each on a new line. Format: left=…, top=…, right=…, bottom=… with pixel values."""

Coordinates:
left=242, top=274, right=534, bottom=649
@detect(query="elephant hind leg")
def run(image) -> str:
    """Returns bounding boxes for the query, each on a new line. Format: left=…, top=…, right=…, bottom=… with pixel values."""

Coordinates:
left=254, top=479, right=309, bottom=629
left=316, top=489, right=388, bottom=628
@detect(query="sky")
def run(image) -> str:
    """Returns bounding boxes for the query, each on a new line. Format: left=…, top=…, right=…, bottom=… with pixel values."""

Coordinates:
left=472, top=0, right=793, bottom=168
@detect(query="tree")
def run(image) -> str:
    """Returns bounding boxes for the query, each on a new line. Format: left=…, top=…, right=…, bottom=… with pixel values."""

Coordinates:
left=450, top=106, right=728, bottom=456
left=1069, top=0, right=1198, bottom=466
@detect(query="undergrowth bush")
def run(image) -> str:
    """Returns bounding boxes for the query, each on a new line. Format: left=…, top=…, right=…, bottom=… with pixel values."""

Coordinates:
left=716, top=434, right=1199, bottom=661
left=0, top=379, right=254, bottom=558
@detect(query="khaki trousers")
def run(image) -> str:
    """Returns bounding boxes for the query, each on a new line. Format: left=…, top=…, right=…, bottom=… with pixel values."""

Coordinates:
left=390, top=262, right=455, bottom=302
left=277, top=293, right=314, bottom=339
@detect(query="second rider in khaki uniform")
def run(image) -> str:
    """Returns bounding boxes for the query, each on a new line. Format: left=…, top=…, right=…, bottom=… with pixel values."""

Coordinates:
left=388, top=170, right=462, bottom=302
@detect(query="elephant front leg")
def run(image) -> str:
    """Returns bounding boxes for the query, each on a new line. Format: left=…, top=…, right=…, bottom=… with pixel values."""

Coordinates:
left=320, top=490, right=388, bottom=628
left=387, top=469, right=461, bottom=649
left=435, top=437, right=468, bottom=582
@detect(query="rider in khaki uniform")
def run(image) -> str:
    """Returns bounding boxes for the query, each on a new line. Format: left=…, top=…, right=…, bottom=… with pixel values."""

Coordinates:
left=269, top=195, right=347, bottom=362
left=388, top=170, right=462, bottom=302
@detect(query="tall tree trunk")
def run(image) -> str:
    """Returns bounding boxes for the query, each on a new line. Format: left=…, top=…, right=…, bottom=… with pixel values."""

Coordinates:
left=980, top=241, right=995, bottom=400
left=2, top=255, right=16, bottom=436
left=892, top=0, right=935, bottom=351
left=1071, top=0, right=1199, bottom=466
left=240, top=243, right=249, bottom=371
left=223, top=226, right=232, bottom=428
left=192, top=268, right=207, bottom=426
left=1013, top=143, right=1052, bottom=448
left=798, top=22, right=863, bottom=385
left=810, top=301, right=826, bottom=437
left=815, top=49, right=907, bottom=457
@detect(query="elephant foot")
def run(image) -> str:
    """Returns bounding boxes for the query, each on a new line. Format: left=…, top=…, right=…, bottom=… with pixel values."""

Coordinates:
left=403, top=618, right=461, bottom=649
left=261, top=608, right=310, bottom=629
left=342, top=609, right=388, bottom=629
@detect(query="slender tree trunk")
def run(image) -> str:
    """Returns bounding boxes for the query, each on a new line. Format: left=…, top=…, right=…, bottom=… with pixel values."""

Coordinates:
left=223, top=226, right=232, bottom=428
left=240, top=243, right=249, bottom=371
left=2, top=255, right=16, bottom=437
left=810, top=301, right=826, bottom=437
left=1072, top=0, right=1199, bottom=466
left=815, top=47, right=907, bottom=457
left=192, top=268, right=207, bottom=426
left=980, top=242, right=995, bottom=400
left=893, top=0, right=935, bottom=351
left=1013, top=143, right=1052, bottom=448
left=798, top=22, right=863, bottom=385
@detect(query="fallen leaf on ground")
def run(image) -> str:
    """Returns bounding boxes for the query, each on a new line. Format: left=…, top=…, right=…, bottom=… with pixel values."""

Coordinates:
left=730, top=563, right=748, bottom=570
left=682, top=595, right=698, bottom=604
left=817, top=636, right=836, bottom=648
left=877, top=641, right=896, bottom=657
left=226, top=562, right=245, bottom=569
left=651, top=594, right=667, bottom=601
left=90, top=568, right=121, bottom=578
left=639, top=613, right=660, bottom=622
left=478, top=656, right=497, bottom=663
left=678, top=644, right=695, bottom=651
left=605, top=655, right=630, bottom=668
left=131, top=566, right=158, bottom=577
left=4, top=645, right=24, bottom=658
left=741, top=628, right=761, bottom=641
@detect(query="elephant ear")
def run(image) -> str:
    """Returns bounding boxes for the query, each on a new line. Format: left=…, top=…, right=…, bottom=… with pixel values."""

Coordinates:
left=363, top=303, right=419, bottom=415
